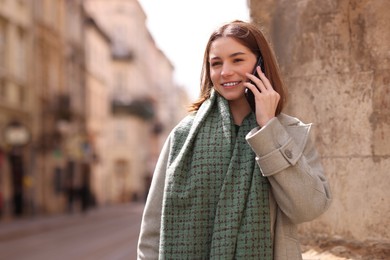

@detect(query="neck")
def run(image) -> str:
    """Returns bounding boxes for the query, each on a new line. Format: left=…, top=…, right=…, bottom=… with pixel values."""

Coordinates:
left=228, top=99, right=251, bottom=126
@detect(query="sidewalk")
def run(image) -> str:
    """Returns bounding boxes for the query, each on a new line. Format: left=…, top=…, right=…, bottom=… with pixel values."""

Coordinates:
left=0, top=202, right=144, bottom=242
left=2, top=203, right=386, bottom=260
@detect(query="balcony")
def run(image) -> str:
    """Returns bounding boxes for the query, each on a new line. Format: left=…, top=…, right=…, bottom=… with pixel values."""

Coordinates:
left=111, top=97, right=155, bottom=120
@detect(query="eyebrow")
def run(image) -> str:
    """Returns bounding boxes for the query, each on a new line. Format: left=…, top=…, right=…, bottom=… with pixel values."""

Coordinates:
left=209, top=51, right=246, bottom=61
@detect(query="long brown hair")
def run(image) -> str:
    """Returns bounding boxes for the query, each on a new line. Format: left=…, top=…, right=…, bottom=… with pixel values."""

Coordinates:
left=189, top=20, right=287, bottom=115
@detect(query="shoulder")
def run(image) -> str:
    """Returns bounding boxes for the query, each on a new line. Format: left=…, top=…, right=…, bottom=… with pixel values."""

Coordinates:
left=171, top=112, right=196, bottom=136
left=165, top=112, right=196, bottom=162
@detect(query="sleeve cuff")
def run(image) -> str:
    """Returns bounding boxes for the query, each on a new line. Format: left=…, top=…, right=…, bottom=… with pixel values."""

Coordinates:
left=246, top=117, right=302, bottom=176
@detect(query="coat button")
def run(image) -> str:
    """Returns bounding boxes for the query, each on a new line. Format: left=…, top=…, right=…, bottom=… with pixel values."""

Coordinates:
left=285, top=149, right=293, bottom=159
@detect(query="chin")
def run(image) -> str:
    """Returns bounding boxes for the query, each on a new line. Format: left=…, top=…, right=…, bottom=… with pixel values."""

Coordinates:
left=223, top=91, right=245, bottom=101
left=214, top=86, right=246, bottom=101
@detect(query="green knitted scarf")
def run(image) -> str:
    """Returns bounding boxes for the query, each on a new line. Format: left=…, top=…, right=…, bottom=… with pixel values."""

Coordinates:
left=160, top=90, right=272, bottom=259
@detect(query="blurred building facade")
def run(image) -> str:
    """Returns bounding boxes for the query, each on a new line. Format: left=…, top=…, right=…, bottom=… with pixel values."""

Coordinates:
left=0, top=0, right=189, bottom=219
left=32, top=0, right=88, bottom=215
left=83, top=0, right=189, bottom=204
left=249, top=0, right=390, bottom=244
left=0, top=0, right=33, bottom=217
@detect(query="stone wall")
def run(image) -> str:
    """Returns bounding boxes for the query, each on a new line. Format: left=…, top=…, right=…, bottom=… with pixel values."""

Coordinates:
left=250, top=0, right=390, bottom=242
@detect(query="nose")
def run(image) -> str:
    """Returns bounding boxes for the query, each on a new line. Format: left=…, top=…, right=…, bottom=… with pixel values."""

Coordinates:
left=221, top=64, right=234, bottom=77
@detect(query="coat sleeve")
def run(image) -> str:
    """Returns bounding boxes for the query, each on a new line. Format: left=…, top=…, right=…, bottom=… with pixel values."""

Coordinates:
left=137, top=135, right=171, bottom=259
left=246, top=117, right=332, bottom=224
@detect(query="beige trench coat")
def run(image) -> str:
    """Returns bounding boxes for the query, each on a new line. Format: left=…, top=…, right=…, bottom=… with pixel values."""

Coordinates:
left=137, top=113, right=332, bottom=260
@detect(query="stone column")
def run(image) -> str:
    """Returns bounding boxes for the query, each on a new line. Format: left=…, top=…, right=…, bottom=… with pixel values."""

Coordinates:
left=250, top=0, right=390, bottom=242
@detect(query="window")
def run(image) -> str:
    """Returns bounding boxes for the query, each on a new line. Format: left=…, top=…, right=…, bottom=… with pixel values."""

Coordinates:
left=14, top=28, right=26, bottom=81
left=48, top=0, right=60, bottom=30
left=0, top=19, right=6, bottom=69
left=66, top=1, right=82, bottom=41
left=19, top=85, right=25, bottom=105
left=0, top=79, right=6, bottom=100
left=115, top=123, right=126, bottom=142
left=34, top=0, right=43, bottom=19
left=0, top=19, right=6, bottom=102
left=115, top=160, right=129, bottom=175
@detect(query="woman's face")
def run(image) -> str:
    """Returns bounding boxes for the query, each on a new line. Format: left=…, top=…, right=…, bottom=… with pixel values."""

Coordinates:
left=209, top=37, right=257, bottom=103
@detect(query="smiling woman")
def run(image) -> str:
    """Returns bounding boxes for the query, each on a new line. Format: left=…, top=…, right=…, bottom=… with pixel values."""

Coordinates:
left=138, top=0, right=250, bottom=100
left=137, top=20, right=332, bottom=260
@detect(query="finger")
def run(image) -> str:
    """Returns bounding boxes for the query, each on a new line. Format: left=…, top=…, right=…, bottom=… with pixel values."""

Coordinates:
left=256, top=67, right=274, bottom=91
left=244, top=80, right=261, bottom=95
left=246, top=72, right=267, bottom=93
left=255, top=66, right=268, bottom=90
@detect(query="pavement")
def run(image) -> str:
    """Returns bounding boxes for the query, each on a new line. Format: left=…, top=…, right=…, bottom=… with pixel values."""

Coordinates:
left=0, top=202, right=145, bottom=260
left=0, top=202, right=145, bottom=242
left=1, top=203, right=386, bottom=259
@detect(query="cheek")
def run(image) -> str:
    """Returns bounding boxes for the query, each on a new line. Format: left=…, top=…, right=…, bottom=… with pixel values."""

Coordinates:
left=209, top=70, right=219, bottom=84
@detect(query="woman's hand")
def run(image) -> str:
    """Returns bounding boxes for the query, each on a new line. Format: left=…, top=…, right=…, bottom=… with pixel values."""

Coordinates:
left=245, top=66, right=280, bottom=127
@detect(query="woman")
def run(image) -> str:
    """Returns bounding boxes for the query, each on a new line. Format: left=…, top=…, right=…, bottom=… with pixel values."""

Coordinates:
left=137, top=20, right=332, bottom=260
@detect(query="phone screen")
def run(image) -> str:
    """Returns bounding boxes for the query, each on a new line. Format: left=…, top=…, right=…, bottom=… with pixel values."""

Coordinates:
left=245, top=56, right=265, bottom=112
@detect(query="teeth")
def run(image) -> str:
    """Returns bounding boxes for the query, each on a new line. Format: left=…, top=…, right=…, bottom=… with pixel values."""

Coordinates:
left=223, top=82, right=238, bottom=87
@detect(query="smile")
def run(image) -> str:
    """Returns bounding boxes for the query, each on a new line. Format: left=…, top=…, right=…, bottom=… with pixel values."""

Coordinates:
left=222, top=81, right=240, bottom=88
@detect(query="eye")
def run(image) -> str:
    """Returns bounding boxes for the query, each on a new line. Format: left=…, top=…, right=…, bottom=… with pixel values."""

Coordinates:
left=210, top=61, right=222, bottom=67
left=233, top=58, right=244, bottom=63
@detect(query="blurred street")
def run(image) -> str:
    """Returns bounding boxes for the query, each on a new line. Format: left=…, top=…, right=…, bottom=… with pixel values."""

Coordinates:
left=1, top=201, right=386, bottom=260
left=0, top=203, right=144, bottom=260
